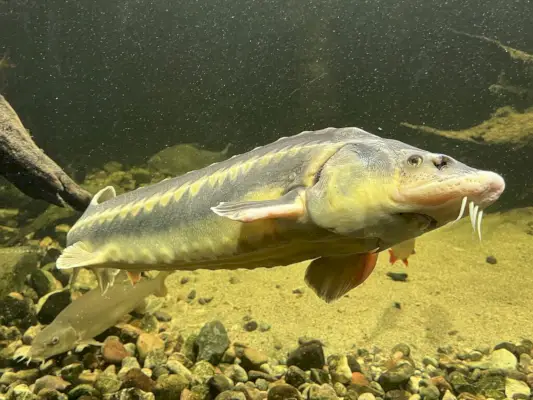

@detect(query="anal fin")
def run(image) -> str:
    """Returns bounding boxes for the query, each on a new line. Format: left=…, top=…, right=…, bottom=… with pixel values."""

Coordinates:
left=127, top=271, right=143, bottom=286
left=304, top=252, right=379, bottom=303
left=210, top=189, right=305, bottom=222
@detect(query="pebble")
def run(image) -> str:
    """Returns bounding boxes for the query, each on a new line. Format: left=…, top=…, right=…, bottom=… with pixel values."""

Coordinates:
left=102, top=336, right=129, bottom=364
left=285, top=365, right=307, bottom=387
left=121, top=368, right=156, bottom=392
left=505, top=377, right=531, bottom=399
left=332, top=355, right=354, bottom=385
left=154, top=310, right=172, bottom=322
left=143, top=348, right=167, bottom=370
left=94, top=369, right=122, bottom=394
left=378, top=363, right=415, bottom=391
left=267, top=383, right=303, bottom=400
left=36, top=289, right=71, bottom=324
left=244, top=320, right=258, bottom=332
left=238, top=346, right=269, bottom=371
left=386, top=272, right=408, bottom=282
left=287, top=340, right=325, bottom=370
left=195, top=320, right=230, bottom=365
left=209, top=374, right=235, bottom=397
left=225, top=364, right=249, bottom=383
left=29, top=269, right=59, bottom=297
left=136, top=332, right=165, bottom=362
left=485, top=256, right=497, bottom=264
left=0, top=293, right=37, bottom=329
left=154, top=373, right=190, bottom=399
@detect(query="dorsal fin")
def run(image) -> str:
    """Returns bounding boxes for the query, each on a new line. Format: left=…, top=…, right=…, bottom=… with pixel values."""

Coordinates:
left=90, top=186, right=116, bottom=206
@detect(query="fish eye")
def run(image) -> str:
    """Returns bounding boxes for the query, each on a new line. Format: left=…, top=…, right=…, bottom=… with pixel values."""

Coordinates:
left=407, top=155, right=423, bottom=167
left=50, top=336, right=59, bottom=346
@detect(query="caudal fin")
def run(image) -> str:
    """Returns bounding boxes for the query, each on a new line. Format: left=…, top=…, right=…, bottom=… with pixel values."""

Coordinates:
left=154, top=271, right=173, bottom=297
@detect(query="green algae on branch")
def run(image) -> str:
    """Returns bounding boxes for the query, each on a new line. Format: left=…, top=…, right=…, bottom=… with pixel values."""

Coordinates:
left=401, top=106, right=533, bottom=148
left=449, top=29, right=533, bottom=65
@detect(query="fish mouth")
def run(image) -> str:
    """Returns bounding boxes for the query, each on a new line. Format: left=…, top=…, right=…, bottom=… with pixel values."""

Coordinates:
left=392, top=170, right=505, bottom=239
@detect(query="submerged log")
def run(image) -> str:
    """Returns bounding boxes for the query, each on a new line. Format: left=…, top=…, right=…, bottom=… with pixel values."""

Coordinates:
left=0, top=94, right=91, bottom=211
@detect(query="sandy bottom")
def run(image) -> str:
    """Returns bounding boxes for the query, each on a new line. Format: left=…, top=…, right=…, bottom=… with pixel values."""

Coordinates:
left=162, top=207, right=533, bottom=363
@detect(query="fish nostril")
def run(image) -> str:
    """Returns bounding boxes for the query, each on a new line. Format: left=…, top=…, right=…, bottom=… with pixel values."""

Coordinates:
left=433, top=155, right=451, bottom=170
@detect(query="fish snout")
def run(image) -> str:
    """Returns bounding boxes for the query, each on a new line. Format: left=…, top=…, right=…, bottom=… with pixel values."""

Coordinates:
left=474, top=171, right=505, bottom=208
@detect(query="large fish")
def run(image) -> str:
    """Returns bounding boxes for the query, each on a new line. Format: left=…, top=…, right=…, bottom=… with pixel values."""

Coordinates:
left=56, top=127, right=505, bottom=303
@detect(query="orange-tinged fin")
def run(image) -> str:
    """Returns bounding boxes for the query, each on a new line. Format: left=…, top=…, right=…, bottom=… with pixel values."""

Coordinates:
left=210, top=189, right=305, bottom=222
left=304, top=252, right=379, bottom=303
left=127, top=271, right=143, bottom=286
left=388, top=238, right=416, bottom=267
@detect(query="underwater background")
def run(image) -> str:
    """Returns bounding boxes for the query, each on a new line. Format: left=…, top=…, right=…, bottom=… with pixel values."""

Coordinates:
left=1, top=0, right=533, bottom=399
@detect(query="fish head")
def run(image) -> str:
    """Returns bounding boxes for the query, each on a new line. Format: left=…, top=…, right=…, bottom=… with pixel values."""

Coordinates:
left=28, top=322, right=78, bottom=361
left=306, top=138, right=505, bottom=243
left=387, top=139, right=505, bottom=230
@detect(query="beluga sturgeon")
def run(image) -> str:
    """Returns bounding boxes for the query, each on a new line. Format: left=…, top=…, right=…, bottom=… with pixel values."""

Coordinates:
left=56, top=127, right=505, bottom=303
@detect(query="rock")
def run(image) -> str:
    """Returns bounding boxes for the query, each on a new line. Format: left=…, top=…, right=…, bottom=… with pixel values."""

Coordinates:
left=36, top=289, right=71, bottom=324
left=122, top=368, right=156, bottom=392
left=224, top=364, right=249, bottom=383
left=287, top=340, right=325, bottom=370
left=37, top=388, right=69, bottom=400
left=249, top=371, right=276, bottom=382
left=419, top=384, right=440, bottom=400
left=0, top=292, right=37, bottom=329
left=136, top=332, right=165, bottom=362
left=29, top=269, right=59, bottom=297
left=118, top=356, right=142, bottom=379
left=94, top=370, right=122, bottom=395
left=448, top=371, right=475, bottom=394
left=285, top=365, right=307, bottom=387
left=60, top=362, right=84, bottom=383
left=215, top=391, right=247, bottom=400
left=470, top=349, right=518, bottom=370
left=441, top=390, right=457, bottom=400
left=67, top=383, right=100, bottom=399
left=166, top=358, right=193, bottom=381
left=124, top=343, right=137, bottom=357
left=195, top=320, right=230, bottom=365
left=244, top=320, right=258, bottom=332
left=333, top=382, right=347, bottom=397
left=144, top=348, right=167, bottom=369
left=238, top=346, right=269, bottom=371
left=112, top=388, right=156, bottom=400
left=267, top=383, right=303, bottom=400
left=183, top=333, right=199, bottom=362
left=0, top=247, right=40, bottom=298
left=308, top=384, right=339, bottom=400
left=358, top=393, right=376, bottom=400
left=378, top=363, right=415, bottom=391
left=191, top=360, right=216, bottom=384
left=485, top=256, right=497, bottom=264
left=103, top=336, right=129, bottom=364
left=386, top=272, right=408, bottom=282
left=328, top=355, right=353, bottom=384
left=208, top=374, right=235, bottom=397
left=6, top=384, right=38, bottom=400
left=505, top=377, right=530, bottom=399
left=154, top=373, right=190, bottom=399
left=139, top=314, right=159, bottom=333
left=154, top=311, right=172, bottom=322
left=311, top=368, right=331, bottom=385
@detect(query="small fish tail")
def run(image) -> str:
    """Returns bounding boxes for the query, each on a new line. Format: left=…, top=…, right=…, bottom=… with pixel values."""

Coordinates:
left=154, top=271, right=173, bottom=297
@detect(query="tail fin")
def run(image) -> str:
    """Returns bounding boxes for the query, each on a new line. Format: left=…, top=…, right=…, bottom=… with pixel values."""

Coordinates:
left=154, top=271, right=173, bottom=297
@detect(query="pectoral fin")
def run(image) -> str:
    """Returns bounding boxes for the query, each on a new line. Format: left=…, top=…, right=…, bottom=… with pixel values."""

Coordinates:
left=210, top=189, right=305, bottom=222
left=304, top=252, right=379, bottom=303
left=74, top=339, right=103, bottom=353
